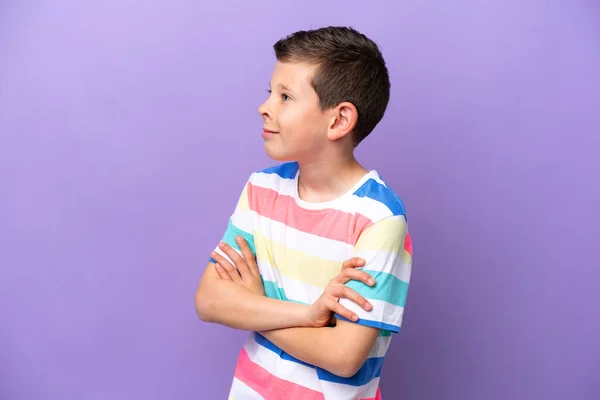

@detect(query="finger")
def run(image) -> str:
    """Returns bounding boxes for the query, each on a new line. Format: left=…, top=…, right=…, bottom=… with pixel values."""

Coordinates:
left=335, top=268, right=375, bottom=286
left=218, top=242, right=245, bottom=265
left=236, top=236, right=258, bottom=276
left=211, top=251, right=241, bottom=283
left=328, top=299, right=359, bottom=322
left=214, top=264, right=232, bottom=281
left=341, top=257, right=366, bottom=270
left=335, top=286, right=372, bottom=311
left=218, top=242, right=249, bottom=276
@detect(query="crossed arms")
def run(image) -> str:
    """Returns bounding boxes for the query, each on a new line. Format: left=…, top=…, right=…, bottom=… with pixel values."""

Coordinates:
left=194, top=237, right=379, bottom=378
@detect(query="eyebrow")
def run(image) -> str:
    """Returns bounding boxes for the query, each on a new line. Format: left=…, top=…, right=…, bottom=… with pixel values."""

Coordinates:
left=269, top=82, right=293, bottom=93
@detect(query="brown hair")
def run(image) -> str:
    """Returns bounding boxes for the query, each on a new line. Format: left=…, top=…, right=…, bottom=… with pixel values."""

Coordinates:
left=274, top=26, right=390, bottom=146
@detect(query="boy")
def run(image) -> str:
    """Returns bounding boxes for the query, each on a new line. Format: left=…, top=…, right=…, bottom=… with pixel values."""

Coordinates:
left=195, top=26, right=412, bottom=399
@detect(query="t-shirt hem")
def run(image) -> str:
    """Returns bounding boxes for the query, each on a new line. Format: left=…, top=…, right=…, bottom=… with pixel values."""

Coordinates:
left=334, top=314, right=401, bottom=333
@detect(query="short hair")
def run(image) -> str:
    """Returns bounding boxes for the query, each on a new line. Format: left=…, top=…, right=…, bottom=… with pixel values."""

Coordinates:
left=274, top=26, right=390, bottom=146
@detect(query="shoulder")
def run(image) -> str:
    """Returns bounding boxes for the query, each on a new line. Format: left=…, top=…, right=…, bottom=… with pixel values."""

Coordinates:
left=352, top=171, right=408, bottom=224
left=247, top=162, right=299, bottom=193
left=255, top=161, right=299, bottom=179
left=352, top=173, right=411, bottom=255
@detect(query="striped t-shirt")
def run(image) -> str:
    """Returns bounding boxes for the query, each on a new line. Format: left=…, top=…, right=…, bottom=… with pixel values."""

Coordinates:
left=210, top=162, right=412, bottom=400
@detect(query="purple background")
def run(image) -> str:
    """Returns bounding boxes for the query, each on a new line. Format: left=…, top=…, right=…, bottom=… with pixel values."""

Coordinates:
left=1, top=1, right=599, bottom=399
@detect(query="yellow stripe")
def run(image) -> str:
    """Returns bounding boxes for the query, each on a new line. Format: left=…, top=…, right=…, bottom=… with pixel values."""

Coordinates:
left=354, top=217, right=408, bottom=254
left=254, top=232, right=341, bottom=289
left=237, top=183, right=250, bottom=211
left=401, top=248, right=412, bottom=265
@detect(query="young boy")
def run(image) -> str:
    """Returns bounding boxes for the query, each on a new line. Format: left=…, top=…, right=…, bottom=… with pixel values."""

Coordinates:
left=195, top=26, right=412, bottom=400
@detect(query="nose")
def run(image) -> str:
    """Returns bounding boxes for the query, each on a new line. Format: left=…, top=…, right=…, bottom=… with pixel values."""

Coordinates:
left=258, top=98, right=272, bottom=121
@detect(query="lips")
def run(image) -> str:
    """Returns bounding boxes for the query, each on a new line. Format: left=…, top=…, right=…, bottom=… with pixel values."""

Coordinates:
left=262, top=128, right=279, bottom=139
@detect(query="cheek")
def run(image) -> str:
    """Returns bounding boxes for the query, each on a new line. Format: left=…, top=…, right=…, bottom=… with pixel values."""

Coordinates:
left=281, top=106, right=323, bottom=132
left=279, top=106, right=306, bottom=126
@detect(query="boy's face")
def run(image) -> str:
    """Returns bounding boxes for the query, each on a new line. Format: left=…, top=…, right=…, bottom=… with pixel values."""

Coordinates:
left=259, top=61, right=332, bottom=162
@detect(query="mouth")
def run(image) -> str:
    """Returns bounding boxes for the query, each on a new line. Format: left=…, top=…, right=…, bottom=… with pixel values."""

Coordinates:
left=262, top=128, right=279, bottom=139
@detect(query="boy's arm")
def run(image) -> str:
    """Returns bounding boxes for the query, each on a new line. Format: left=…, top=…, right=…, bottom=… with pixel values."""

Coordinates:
left=196, top=243, right=372, bottom=332
left=195, top=176, right=312, bottom=331
left=260, top=320, right=379, bottom=378
left=262, top=215, right=412, bottom=377
left=195, top=261, right=312, bottom=331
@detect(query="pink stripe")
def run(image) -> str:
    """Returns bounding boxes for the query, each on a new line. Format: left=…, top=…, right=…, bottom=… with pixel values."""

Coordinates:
left=234, top=348, right=324, bottom=400
left=404, top=233, right=413, bottom=256
left=248, top=183, right=373, bottom=245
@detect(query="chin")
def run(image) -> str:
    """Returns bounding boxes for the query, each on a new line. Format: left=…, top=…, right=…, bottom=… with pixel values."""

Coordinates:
left=264, top=144, right=296, bottom=163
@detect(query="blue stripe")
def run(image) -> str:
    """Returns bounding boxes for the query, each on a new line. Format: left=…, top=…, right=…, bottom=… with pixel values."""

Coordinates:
left=253, top=332, right=314, bottom=368
left=260, top=162, right=299, bottom=179
left=316, top=357, right=384, bottom=386
left=208, top=257, right=217, bottom=264
left=253, top=332, right=383, bottom=386
left=353, top=178, right=406, bottom=216
left=335, top=314, right=401, bottom=333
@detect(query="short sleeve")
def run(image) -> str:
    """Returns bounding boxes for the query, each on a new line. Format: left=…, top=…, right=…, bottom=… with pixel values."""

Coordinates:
left=208, top=175, right=256, bottom=264
left=336, top=215, right=412, bottom=333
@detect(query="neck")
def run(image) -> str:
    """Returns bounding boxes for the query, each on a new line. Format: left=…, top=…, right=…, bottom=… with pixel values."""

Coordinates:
left=296, top=152, right=368, bottom=203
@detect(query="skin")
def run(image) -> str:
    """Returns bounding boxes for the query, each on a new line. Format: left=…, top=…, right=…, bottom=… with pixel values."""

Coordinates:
left=260, top=61, right=370, bottom=202
left=195, top=60, right=380, bottom=377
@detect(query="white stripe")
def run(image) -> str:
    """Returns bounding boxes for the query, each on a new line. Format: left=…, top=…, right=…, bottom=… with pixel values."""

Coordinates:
left=257, top=254, right=409, bottom=308
left=360, top=377, right=381, bottom=399
left=230, top=206, right=253, bottom=234
left=371, top=173, right=387, bottom=186
left=213, top=244, right=325, bottom=304
left=353, top=195, right=395, bottom=222
left=325, top=378, right=380, bottom=400
left=251, top=171, right=295, bottom=195
left=211, top=207, right=254, bottom=266
left=228, top=377, right=264, bottom=400
left=256, top=257, right=282, bottom=285
left=255, top=214, right=354, bottom=262
left=320, top=377, right=381, bottom=400
left=244, top=336, right=322, bottom=392
left=368, top=336, right=393, bottom=359
left=279, top=273, right=323, bottom=303
left=354, top=249, right=412, bottom=283
left=251, top=172, right=393, bottom=222
left=212, top=246, right=242, bottom=268
left=338, top=297, right=404, bottom=330
left=244, top=335, right=385, bottom=399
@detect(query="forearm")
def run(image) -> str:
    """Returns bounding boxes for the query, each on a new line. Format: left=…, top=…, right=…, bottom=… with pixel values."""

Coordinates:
left=261, top=326, right=354, bottom=377
left=196, top=279, right=311, bottom=331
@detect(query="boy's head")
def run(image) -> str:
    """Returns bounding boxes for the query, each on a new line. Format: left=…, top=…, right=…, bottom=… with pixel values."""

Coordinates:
left=259, top=26, right=390, bottom=162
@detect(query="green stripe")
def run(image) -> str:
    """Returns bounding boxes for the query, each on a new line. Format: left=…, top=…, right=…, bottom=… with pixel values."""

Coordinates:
left=262, top=277, right=394, bottom=333
left=221, top=219, right=255, bottom=255
left=262, top=278, right=288, bottom=301
left=345, top=269, right=409, bottom=308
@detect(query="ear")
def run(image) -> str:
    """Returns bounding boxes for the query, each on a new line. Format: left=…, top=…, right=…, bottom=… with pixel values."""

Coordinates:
left=327, top=102, right=358, bottom=141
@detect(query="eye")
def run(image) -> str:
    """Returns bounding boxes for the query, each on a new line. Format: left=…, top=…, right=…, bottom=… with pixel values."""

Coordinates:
left=282, top=94, right=291, bottom=101
left=266, top=89, right=272, bottom=94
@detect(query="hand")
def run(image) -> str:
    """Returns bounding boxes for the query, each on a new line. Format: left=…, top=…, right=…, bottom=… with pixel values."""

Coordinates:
left=307, top=257, right=375, bottom=328
left=210, top=236, right=264, bottom=296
